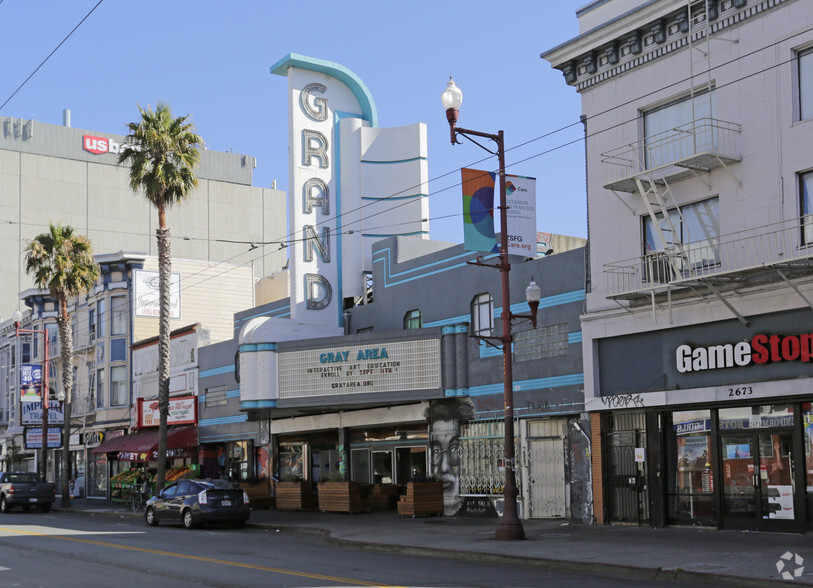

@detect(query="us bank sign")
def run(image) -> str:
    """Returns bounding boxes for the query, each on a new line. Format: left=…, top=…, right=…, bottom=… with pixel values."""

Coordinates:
left=271, top=53, right=429, bottom=327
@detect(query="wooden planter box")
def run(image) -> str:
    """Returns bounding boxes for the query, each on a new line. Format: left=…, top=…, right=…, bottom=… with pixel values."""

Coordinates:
left=318, top=481, right=367, bottom=513
left=368, top=483, right=400, bottom=510
left=275, top=481, right=317, bottom=511
left=239, top=479, right=274, bottom=509
left=397, top=481, right=444, bottom=517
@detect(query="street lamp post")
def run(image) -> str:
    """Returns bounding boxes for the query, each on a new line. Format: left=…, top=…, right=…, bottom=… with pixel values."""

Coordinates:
left=12, top=309, right=50, bottom=482
left=442, top=78, right=541, bottom=541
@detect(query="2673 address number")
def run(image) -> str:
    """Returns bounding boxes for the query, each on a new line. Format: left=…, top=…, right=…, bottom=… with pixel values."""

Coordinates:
left=728, top=386, right=753, bottom=397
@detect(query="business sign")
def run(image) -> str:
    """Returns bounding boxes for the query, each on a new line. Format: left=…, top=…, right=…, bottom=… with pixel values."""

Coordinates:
left=676, top=331, right=813, bottom=373
left=25, top=427, right=63, bottom=449
left=20, top=364, right=43, bottom=402
left=461, top=168, right=536, bottom=255
left=82, top=135, right=132, bottom=155
left=134, top=270, right=181, bottom=318
left=278, top=339, right=441, bottom=399
left=137, top=396, right=197, bottom=428
left=21, top=400, right=64, bottom=425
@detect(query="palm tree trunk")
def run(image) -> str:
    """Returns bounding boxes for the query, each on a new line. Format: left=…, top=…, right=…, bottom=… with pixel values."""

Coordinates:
left=58, top=297, right=73, bottom=507
left=156, top=204, right=171, bottom=492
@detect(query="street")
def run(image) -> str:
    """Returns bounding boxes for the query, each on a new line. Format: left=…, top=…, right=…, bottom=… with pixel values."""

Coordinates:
left=0, top=511, right=705, bottom=587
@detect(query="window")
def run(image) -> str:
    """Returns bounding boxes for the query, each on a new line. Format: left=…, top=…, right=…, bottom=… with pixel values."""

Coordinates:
left=110, top=365, right=126, bottom=406
left=643, top=89, right=715, bottom=167
left=205, top=385, right=228, bottom=408
left=96, top=368, right=105, bottom=408
left=403, top=309, right=422, bottom=330
left=801, top=171, right=813, bottom=245
left=111, top=295, right=126, bottom=336
left=97, top=299, right=106, bottom=338
left=110, top=338, right=127, bottom=362
left=471, top=293, right=494, bottom=337
left=514, top=323, right=569, bottom=361
left=643, top=197, right=720, bottom=274
left=88, top=308, right=96, bottom=342
left=800, top=48, right=813, bottom=121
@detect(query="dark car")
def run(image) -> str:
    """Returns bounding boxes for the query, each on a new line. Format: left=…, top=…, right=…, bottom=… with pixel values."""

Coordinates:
left=144, top=479, right=250, bottom=529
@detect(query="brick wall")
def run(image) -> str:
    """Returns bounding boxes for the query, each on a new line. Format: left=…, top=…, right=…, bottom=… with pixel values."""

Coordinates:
left=590, top=412, right=604, bottom=525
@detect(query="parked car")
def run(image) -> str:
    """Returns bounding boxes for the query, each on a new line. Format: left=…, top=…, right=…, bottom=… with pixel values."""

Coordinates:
left=144, top=479, right=250, bottom=529
left=0, top=472, right=56, bottom=513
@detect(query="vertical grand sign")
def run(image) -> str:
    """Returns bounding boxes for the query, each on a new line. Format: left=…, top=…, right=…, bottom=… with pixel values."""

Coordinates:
left=271, top=54, right=378, bottom=327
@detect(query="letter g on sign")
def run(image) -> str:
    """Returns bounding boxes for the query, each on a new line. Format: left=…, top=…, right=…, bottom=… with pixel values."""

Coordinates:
left=300, top=83, right=328, bottom=122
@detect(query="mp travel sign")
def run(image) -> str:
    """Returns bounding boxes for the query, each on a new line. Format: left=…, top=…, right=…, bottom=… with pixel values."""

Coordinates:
left=278, top=340, right=440, bottom=400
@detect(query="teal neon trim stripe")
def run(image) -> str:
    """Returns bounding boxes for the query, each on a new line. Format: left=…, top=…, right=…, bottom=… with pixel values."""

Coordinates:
left=467, top=373, right=584, bottom=396
left=200, top=389, right=241, bottom=402
left=234, top=305, right=291, bottom=329
left=360, top=157, right=427, bottom=164
left=239, top=343, right=277, bottom=352
left=568, top=332, right=583, bottom=344
left=424, top=292, right=585, bottom=329
left=241, top=400, right=276, bottom=410
left=372, top=247, right=499, bottom=288
left=199, top=365, right=234, bottom=378
left=361, top=193, right=426, bottom=201
left=270, top=53, right=378, bottom=127
left=199, top=414, right=248, bottom=426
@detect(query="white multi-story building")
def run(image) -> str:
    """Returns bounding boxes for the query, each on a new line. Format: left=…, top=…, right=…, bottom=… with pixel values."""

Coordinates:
left=543, top=0, right=813, bottom=532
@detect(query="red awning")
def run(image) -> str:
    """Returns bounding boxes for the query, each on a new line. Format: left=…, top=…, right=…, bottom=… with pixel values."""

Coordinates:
left=91, top=427, right=197, bottom=461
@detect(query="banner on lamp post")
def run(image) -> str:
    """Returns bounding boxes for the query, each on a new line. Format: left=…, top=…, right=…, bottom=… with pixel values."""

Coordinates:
left=20, top=364, right=43, bottom=402
left=461, top=168, right=537, bottom=255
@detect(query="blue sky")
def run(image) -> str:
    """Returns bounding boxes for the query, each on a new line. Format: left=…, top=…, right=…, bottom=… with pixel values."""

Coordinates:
left=0, top=1, right=587, bottom=245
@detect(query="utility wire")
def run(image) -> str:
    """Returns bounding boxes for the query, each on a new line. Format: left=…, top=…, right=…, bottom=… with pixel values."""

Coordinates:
left=0, top=0, right=105, bottom=112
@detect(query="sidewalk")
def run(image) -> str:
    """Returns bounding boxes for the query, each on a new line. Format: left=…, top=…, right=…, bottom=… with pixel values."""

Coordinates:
left=55, top=498, right=812, bottom=586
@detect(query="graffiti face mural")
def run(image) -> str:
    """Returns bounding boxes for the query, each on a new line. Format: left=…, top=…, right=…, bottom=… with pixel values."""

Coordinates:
left=428, top=398, right=474, bottom=516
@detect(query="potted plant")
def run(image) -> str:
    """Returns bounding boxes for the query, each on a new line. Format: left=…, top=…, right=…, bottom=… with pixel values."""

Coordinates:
left=318, top=473, right=367, bottom=513
left=275, top=474, right=316, bottom=511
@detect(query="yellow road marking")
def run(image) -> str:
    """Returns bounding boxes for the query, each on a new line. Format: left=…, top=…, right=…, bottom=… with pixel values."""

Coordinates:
left=0, top=526, right=405, bottom=587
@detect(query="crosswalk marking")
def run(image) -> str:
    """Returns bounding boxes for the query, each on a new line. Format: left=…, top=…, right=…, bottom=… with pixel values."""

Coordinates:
left=0, top=525, right=142, bottom=538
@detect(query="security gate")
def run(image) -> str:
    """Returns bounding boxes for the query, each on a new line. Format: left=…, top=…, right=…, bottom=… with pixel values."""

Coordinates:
left=604, top=412, right=649, bottom=525
left=528, top=437, right=566, bottom=518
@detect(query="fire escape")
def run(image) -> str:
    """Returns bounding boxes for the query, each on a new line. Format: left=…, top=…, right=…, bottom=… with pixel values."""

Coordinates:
left=599, top=2, right=813, bottom=325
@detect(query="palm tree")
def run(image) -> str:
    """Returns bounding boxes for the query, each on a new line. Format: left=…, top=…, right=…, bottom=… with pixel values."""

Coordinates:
left=25, top=223, right=99, bottom=507
left=118, top=103, right=202, bottom=491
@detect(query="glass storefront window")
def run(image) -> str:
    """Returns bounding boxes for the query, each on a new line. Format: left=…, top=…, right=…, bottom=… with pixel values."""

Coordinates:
left=667, top=410, right=715, bottom=525
left=719, top=404, right=794, bottom=431
left=279, top=443, right=305, bottom=480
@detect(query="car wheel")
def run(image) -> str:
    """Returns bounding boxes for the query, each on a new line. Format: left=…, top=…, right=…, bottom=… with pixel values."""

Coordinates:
left=40, top=504, right=51, bottom=513
left=0, top=496, right=10, bottom=513
left=145, top=506, right=158, bottom=526
left=22, top=505, right=30, bottom=513
left=233, top=519, right=245, bottom=529
left=182, top=509, right=196, bottom=529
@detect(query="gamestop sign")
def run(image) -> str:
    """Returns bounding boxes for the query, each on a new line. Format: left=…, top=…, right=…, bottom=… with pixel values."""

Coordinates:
left=676, top=332, right=813, bottom=373
left=83, top=135, right=134, bottom=155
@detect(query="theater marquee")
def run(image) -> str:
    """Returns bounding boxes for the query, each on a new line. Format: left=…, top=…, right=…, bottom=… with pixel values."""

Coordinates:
left=278, top=339, right=440, bottom=399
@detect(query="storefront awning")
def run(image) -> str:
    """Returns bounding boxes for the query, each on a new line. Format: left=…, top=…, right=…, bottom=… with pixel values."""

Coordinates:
left=91, top=426, right=197, bottom=461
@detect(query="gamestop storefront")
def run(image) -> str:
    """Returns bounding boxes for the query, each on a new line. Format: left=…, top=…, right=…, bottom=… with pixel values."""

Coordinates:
left=591, top=308, right=813, bottom=532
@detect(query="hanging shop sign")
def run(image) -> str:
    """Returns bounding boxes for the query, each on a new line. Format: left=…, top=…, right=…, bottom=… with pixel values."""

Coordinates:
left=25, top=427, right=62, bottom=449
left=21, top=400, right=64, bottom=425
left=278, top=339, right=440, bottom=400
left=676, top=331, right=813, bottom=373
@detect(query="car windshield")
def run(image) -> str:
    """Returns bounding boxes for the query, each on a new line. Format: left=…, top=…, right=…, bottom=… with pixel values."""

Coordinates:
left=8, top=474, right=38, bottom=483
left=197, top=480, right=234, bottom=490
